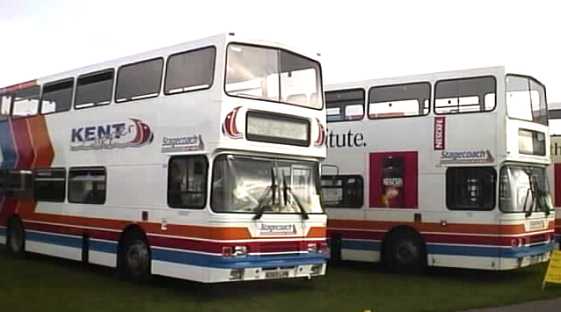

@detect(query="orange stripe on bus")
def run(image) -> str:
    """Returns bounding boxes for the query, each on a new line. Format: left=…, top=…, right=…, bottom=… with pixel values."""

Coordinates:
left=307, top=226, right=327, bottom=238
left=28, top=116, right=54, bottom=168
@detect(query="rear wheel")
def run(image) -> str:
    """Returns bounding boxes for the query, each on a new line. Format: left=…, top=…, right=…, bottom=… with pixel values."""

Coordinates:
left=383, top=229, right=426, bottom=273
left=119, top=231, right=151, bottom=281
left=7, top=218, right=25, bottom=257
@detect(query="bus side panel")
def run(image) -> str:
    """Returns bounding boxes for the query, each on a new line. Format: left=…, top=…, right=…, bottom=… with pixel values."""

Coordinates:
left=88, top=238, right=118, bottom=267
left=152, top=261, right=210, bottom=283
left=428, top=255, right=500, bottom=270
left=342, top=248, right=380, bottom=263
left=24, top=230, right=83, bottom=261
left=548, top=136, right=561, bottom=249
left=554, top=164, right=561, bottom=248
left=0, top=225, right=6, bottom=245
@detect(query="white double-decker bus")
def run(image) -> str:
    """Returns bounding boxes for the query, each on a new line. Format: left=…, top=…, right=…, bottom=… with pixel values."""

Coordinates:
left=322, top=67, right=555, bottom=271
left=0, top=33, right=328, bottom=283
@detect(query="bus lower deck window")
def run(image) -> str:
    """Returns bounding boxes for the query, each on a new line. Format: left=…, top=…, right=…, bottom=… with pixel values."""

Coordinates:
left=167, top=156, right=208, bottom=209
left=446, top=167, right=496, bottom=210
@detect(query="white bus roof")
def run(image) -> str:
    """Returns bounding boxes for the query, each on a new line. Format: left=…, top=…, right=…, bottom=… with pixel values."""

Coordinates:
left=326, top=66, right=506, bottom=91
left=1, top=33, right=321, bottom=91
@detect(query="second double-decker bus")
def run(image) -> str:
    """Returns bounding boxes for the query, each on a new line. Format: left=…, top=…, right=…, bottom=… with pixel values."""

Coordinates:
left=0, top=33, right=328, bottom=283
left=322, top=66, right=555, bottom=272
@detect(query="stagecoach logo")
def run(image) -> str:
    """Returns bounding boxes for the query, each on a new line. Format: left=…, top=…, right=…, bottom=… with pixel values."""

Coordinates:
left=257, top=224, right=297, bottom=236
left=70, top=118, right=154, bottom=151
left=440, top=150, right=495, bottom=165
left=161, top=134, right=205, bottom=153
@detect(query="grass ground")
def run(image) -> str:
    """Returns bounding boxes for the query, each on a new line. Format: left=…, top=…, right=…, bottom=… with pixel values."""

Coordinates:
left=1, top=249, right=560, bottom=312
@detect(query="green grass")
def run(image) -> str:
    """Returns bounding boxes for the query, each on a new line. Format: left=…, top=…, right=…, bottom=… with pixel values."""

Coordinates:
left=1, top=249, right=560, bottom=312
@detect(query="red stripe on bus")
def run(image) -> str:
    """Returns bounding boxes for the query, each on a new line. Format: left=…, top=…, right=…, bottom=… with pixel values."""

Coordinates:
left=328, top=228, right=552, bottom=247
left=328, top=219, right=555, bottom=236
left=13, top=118, right=38, bottom=217
left=22, top=213, right=325, bottom=241
left=12, top=119, right=35, bottom=169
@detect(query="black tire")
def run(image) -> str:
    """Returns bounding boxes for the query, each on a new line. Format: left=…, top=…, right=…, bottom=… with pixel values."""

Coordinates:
left=6, top=217, right=26, bottom=257
left=383, top=229, right=426, bottom=273
left=119, top=231, right=151, bottom=281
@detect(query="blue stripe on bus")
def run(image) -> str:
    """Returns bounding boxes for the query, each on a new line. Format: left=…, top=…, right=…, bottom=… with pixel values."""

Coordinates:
left=426, top=244, right=500, bottom=258
left=425, top=243, right=553, bottom=259
left=26, top=231, right=119, bottom=254
left=151, top=248, right=326, bottom=269
left=20, top=229, right=557, bottom=265
left=0, top=121, right=17, bottom=169
left=340, top=238, right=554, bottom=259
left=90, top=239, right=118, bottom=254
left=0, top=227, right=6, bottom=237
left=23, top=230, right=326, bottom=269
left=26, top=231, right=83, bottom=249
left=501, top=243, right=555, bottom=258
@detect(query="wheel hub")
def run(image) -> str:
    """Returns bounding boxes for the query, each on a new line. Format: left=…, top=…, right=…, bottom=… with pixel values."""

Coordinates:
left=9, top=227, right=22, bottom=252
left=127, top=241, right=149, bottom=273
left=396, top=241, right=418, bottom=264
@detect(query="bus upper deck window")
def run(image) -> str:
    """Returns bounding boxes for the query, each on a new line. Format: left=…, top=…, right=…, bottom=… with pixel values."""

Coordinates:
left=435, top=76, right=496, bottom=114
left=12, top=86, right=40, bottom=117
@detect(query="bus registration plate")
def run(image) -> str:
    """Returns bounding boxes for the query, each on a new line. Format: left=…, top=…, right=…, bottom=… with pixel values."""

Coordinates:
left=265, top=269, right=291, bottom=279
left=530, top=253, right=545, bottom=265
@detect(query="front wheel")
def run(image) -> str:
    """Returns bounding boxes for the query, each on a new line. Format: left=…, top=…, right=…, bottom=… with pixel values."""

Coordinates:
left=383, top=230, right=426, bottom=273
left=7, top=218, right=26, bottom=257
left=119, top=232, right=151, bottom=281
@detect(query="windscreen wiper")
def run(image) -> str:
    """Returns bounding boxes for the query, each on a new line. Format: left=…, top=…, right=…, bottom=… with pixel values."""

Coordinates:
left=525, top=192, right=535, bottom=218
left=252, top=186, right=272, bottom=220
left=530, top=174, right=552, bottom=216
left=521, top=187, right=531, bottom=218
left=253, top=168, right=277, bottom=220
left=525, top=176, right=536, bottom=218
left=283, top=176, right=309, bottom=220
left=536, top=189, right=552, bottom=216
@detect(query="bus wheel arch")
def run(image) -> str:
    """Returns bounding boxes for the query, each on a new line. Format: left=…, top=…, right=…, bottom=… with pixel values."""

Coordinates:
left=381, top=225, right=426, bottom=273
left=117, top=225, right=151, bottom=281
left=6, top=215, right=26, bottom=257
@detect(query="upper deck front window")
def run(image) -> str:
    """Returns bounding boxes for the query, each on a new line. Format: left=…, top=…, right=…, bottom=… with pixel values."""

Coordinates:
left=225, top=44, right=322, bottom=109
left=506, top=75, right=547, bottom=125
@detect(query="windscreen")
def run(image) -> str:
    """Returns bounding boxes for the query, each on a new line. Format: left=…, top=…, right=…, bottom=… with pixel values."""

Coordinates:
left=506, top=75, right=547, bottom=125
left=499, top=165, right=551, bottom=214
left=225, top=44, right=322, bottom=109
left=211, top=155, right=323, bottom=214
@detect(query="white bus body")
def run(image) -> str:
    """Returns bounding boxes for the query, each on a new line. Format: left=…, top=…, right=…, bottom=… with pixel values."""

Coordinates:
left=322, top=67, right=555, bottom=271
left=0, top=33, right=328, bottom=283
left=547, top=107, right=561, bottom=248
